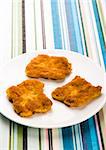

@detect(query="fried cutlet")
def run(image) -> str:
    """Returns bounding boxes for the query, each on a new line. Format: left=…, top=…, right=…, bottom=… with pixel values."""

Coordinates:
left=13, top=92, right=52, bottom=117
left=6, top=79, right=44, bottom=102
left=25, top=54, right=72, bottom=80
left=52, top=76, right=102, bottom=107
left=6, top=80, right=52, bottom=117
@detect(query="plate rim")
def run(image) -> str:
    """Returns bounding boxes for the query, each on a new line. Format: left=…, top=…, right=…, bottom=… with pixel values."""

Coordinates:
left=0, top=49, right=106, bottom=128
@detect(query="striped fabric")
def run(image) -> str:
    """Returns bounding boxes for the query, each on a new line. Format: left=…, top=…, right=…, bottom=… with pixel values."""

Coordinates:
left=0, top=0, right=106, bottom=150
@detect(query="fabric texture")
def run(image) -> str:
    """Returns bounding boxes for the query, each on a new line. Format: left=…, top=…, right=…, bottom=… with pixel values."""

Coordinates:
left=0, top=0, right=106, bottom=150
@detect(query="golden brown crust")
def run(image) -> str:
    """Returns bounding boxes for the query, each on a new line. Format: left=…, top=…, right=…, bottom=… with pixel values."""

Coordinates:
left=52, top=76, right=102, bottom=108
left=6, top=79, right=44, bottom=102
left=6, top=80, right=52, bottom=117
left=13, top=92, right=52, bottom=117
left=25, top=54, right=72, bottom=80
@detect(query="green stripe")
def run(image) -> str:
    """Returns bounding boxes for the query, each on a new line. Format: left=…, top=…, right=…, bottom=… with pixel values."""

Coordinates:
left=9, top=122, right=14, bottom=150
left=17, top=125, right=23, bottom=150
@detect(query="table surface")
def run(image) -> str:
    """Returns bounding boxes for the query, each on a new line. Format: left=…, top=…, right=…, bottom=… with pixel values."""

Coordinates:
left=0, top=0, right=106, bottom=150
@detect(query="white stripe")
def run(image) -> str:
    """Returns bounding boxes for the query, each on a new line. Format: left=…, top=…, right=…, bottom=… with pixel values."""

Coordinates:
left=0, top=115, right=10, bottom=150
left=59, top=0, right=70, bottom=50
left=0, top=1, right=12, bottom=149
left=12, top=0, right=22, bottom=57
left=40, top=129, right=49, bottom=150
left=58, top=129, right=64, bottom=150
left=13, top=123, right=18, bottom=150
left=25, top=0, right=36, bottom=52
left=96, top=0, right=106, bottom=46
left=76, top=0, right=87, bottom=55
left=75, top=125, right=83, bottom=150
left=28, top=128, right=39, bottom=150
left=52, top=129, right=63, bottom=150
left=34, top=0, right=43, bottom=49
left=0, top=0, right=12, bottom=64
left=12, top=0, right=18, bottom=56
left=88, top=1, right=105, bottom=70
left=79, top=0, right=101, bottom=65
left=57, top=0, right=65, bottom=49
left=42, top=0, right=54, bottom=49
left=72, top=126, right=77, bottom=150
left=79, top=1, right=93, bottom=58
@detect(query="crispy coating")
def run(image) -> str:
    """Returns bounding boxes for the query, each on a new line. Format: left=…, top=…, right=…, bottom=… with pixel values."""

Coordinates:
left=13, top=92, right=52, bottom=117
left=6, top=79, right=44, bottom=102
left=52, top=76, right=102, bottom=107
left=25, top=55, right=72, bottom=80
left=6, top=80, right=52, bottom=117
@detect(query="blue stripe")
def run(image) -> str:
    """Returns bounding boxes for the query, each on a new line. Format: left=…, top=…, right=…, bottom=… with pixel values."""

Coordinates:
left=92, top=0, right=106, bottom=69
left=88, top=118, right=100, bottom=150
left=51, top=0, right=62, bottom=49
left=65, top=0, right=77, bottom=52
left=70, top=1, right=84, bottom=54
left=81, top=120, right=93, bottom=150
left=62, top=127, right=74, bottom=150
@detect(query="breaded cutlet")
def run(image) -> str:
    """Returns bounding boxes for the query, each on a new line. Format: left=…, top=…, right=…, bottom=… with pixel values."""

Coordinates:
left=6, top=80, right=52, bottom=117
left=6, top=79, right=44, bottom=102
left=25, top=54, right=72, bottom=80
left=52, top=76, right=102, bottom=107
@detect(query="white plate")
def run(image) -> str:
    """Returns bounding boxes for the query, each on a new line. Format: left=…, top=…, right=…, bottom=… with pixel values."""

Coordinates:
left=0, top=50, right=106, bottom=128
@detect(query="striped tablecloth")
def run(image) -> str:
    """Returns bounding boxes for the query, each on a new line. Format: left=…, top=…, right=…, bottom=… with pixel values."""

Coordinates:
left=0, top=0, right=106, bottom=150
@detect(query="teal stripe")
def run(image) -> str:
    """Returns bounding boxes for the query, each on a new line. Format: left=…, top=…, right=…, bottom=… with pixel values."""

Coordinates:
left=65, top=0, right=77, bottom=51
left=88, top=118, right=100, bottom=150
left=51, top=0, right=62, bottom=49
left=81, top=120, right=93, bottom=150
left=71, top=1, right=84, bottom=54
left=62, top=127, right=74, bottom=150
left=92, top=0, right=106, bottom=68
